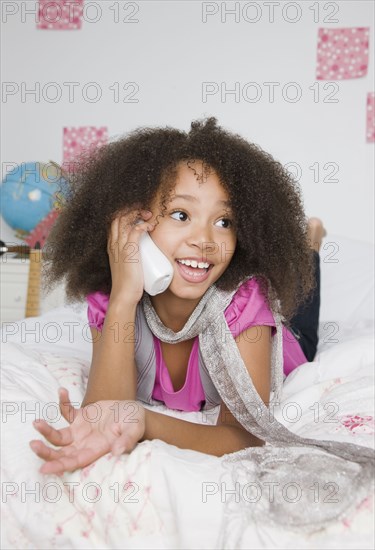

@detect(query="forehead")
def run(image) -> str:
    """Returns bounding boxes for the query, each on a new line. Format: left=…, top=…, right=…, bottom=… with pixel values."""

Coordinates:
left=171, top=161, right=230, bottom=202
left=150, top=160, right=232, bottom=211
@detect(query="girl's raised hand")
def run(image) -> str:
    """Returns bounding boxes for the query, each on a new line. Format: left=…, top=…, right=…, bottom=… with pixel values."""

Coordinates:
left=107, top=208, right=156, bottom=305
left=29, top=388, right=146, bottom=475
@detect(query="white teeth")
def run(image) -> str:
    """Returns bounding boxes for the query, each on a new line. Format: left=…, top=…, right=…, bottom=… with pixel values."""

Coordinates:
left=178, top=259, right=210, bottom=269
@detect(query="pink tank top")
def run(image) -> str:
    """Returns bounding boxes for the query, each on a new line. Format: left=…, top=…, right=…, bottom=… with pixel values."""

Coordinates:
left=152, top=335, right=204, bottom=412
left=87, top=278, right=307, bottom=412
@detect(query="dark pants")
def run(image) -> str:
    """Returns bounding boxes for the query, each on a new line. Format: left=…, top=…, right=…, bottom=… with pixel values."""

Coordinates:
left=289, top=251, right=321, bottom=362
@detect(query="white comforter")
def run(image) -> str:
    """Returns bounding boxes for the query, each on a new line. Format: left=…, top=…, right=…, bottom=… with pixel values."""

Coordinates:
left=1, top=305, right=374, bottom=549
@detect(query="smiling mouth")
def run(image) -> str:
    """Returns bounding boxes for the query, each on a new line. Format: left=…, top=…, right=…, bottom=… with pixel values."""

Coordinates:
left=175, top=260, right=214, bottom=282
left=175, top=260, right=214, bottom=273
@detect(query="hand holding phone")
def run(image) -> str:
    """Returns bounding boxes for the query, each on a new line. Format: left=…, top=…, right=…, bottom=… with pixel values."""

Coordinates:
left=108, top=210, right=173, bottom=305
left=137, top=223, right=174, bottom=296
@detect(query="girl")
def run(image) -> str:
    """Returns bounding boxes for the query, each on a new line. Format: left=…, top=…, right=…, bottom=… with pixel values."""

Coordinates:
left=30, top=117, right=326, bottom=474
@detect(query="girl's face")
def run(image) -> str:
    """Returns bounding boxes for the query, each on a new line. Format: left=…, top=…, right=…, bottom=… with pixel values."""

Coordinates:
left=148, top=161, right=237, bottom=301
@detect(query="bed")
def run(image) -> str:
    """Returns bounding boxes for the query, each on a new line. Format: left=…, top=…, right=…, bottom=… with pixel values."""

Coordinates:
left=1, top=233, right=374, bottom=549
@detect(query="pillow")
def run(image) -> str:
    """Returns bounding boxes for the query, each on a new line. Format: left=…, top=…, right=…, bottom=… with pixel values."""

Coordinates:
left=319, top=233, right=374, bottom=326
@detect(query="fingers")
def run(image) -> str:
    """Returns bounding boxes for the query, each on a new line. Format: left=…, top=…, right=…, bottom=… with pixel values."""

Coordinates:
left=58, top=387, right=78, bottom=423
left=110, top=209, right=152, bottom=240
left=39, top=458, right=75, bottom=476
left=39, top=448, right=103, bottom=476
left=30, top=436, right=105, bottom=475
left=32, top=419, right=73, bottom=446
left=118, top=210, right=154, bottom=242
left=29, top=438, right=70, bottom=475
left=29, top=439, right=64, bottom=461
left=107, top=209, right=153, bottom=256
left=111, top=434, right=129, bottom=457
left=38, top=450, right=89, bottom=475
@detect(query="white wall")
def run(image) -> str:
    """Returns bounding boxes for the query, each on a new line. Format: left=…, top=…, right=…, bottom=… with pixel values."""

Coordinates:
left=1, top=0, right=374, bottom=244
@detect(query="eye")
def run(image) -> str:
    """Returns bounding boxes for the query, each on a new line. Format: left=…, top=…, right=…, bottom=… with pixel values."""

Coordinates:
left=216, top=218, right=233, bottom=229
left=170, top=210, right=188, bottom=221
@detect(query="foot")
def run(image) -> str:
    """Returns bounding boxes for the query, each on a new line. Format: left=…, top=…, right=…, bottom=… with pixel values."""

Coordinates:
left=307, top=217, right=327, bottom=253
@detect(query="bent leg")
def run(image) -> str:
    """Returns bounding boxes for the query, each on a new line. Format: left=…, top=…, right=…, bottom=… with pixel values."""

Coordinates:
left=289, top=250, right=321, bottom=362
left=289, top=217, right=326, bottom=361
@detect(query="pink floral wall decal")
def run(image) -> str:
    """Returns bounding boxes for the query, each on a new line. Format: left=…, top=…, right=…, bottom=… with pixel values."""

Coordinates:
left=62, top=127, right=108, bottom=173
left=366, top=92, right=375, bottom=143
left=37, top=0, right=84, bottom=30
left=316, top=27, right=369, bottom=80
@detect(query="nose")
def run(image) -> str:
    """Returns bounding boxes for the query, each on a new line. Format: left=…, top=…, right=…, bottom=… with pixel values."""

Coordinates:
left=187, top=224, right=218, bottom=259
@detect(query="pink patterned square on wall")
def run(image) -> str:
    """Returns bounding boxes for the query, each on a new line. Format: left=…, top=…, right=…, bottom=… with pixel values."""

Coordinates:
left=316, top=27, right=369, bottom=80
left=37, top=0, right=84, bottom=30
left=366, top=93, right=375, bottom=143
left=62, top=127, right=108, bottom=172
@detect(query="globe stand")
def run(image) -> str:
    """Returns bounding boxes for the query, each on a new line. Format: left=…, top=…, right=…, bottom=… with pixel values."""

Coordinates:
left=25, top=249, right=42, bottom=318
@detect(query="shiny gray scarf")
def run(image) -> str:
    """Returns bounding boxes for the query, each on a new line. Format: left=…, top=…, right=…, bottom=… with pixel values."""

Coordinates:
left=141, top=278, right=375, bottom=540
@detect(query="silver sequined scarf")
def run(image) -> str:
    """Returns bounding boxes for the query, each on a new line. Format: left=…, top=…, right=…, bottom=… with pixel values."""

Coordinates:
left=141, top=279, right=375, bottom=540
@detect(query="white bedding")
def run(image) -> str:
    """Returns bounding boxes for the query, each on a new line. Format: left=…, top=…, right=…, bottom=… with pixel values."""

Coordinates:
left=1, top=306, right=374, bottom=549
left=1, top=234, right=374, bottom=548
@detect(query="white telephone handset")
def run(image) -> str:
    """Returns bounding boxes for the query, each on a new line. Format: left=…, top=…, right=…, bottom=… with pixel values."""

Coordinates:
left=137, top=223, right=174, bottom=296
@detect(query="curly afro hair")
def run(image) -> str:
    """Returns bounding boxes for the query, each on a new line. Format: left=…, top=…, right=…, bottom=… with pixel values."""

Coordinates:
left=43, top=117, right=316, bottom=324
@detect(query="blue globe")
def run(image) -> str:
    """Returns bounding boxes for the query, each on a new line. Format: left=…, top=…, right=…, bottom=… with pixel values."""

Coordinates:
left=1, top=162, right=64, bottom=233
